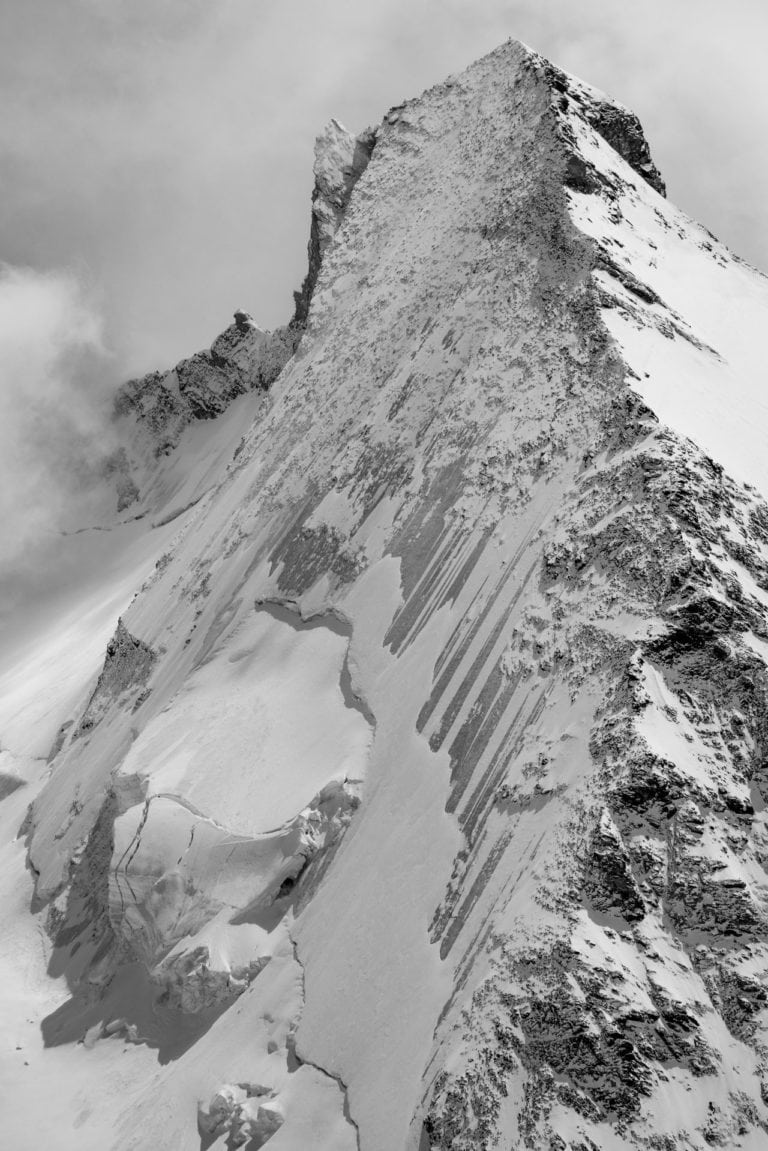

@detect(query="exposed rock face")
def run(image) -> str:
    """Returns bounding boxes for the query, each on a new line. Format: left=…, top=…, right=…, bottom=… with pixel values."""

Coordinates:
left=114, top=315, right=297, bottom=455
left=108, top=121, right=374, bottom=514
left=152, top=946, right=269, bottom=1014
left=292, top=118, right=377, bottom=326
left=198, top=1083, right=284, bottom=1147
left=75, top=619, right=155, bottom=736
left=12, top=35, right=768, bottom=1151
left=544, top=60, right=667, bottom=196
left=106, top=313, right=300, bottom=523
left=424, top=421, right=768, bottom=1146
left=583, top=807, right=646, bottom=922
left=101, top=446, right=141, bottom=512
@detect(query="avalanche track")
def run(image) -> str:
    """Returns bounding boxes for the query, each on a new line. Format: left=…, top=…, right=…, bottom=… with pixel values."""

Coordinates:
left=3, top=37, right=768, bottom=1151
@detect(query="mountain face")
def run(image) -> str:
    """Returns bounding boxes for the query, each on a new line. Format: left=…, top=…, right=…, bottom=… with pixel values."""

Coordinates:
left=3, top=37, right=768, bottom=1151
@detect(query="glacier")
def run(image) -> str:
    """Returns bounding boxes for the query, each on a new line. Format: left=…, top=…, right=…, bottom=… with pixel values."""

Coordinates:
left=2, top=37, right=768, bottom=1151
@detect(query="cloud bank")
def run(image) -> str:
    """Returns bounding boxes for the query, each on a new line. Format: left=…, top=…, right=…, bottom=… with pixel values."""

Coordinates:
left=0, top=265, right=114, bottom=580
left=0, top=1, right=765, bottom=631
left=0, top=1, right=765, bottom=378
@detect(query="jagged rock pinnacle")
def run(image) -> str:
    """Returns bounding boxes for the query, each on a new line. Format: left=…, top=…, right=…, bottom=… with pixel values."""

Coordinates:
left=7, top=34, right=768, bottom=1151
left=292, top=116, right=377, bottom=327
left=233, top=308, right=256, bottom=331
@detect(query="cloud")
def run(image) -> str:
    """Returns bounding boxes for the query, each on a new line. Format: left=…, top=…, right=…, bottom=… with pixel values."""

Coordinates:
left=0, top=264, right=114, bottom=580
left=0, top=1, right=765, bottom=382
left=0, top=3, right=765, bottom=624
left=505, top=0, right=768, bottom=258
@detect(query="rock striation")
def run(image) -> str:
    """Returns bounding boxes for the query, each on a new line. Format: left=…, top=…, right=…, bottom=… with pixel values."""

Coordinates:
left=9, top=36, right=768, bottom=1151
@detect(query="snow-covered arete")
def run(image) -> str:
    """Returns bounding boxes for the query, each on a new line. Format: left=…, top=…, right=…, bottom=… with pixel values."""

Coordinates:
left=3, top=37, right=768, bottom=1151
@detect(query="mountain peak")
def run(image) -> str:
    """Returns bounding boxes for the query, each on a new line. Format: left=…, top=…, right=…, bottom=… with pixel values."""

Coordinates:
left=539, top=54, right=667, bottom=195
left=4, top=36, right=768, bottom=1151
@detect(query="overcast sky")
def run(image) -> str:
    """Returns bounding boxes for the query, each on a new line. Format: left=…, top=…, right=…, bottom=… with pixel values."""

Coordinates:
left=0, top=0, right=765, bottom=620
left=1, top=0, right=766, bottom=379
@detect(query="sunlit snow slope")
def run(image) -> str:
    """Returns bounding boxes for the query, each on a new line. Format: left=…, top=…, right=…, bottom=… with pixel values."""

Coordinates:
left=4, top=37, right=768, bottom=1151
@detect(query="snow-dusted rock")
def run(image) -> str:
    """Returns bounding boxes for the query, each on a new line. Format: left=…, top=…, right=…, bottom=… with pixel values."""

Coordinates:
left=292, top=118, right=376, bottom=325
left=583, top=807, right=646, bottom=923
left=543, top=58, right=667, bottom=196
left=198, top=1083, right=283, bottom=1147
left=115, top=315, right=296, bottom=450
left=247, top=1097, right=285, bottom=1145
left=75, top=618, right=155, bottom=736
left=197, top=1081, right=249, bottom=1137
left=10, top=34, right=768, bottom=1151
left=105, top=120, right=373, bottom=520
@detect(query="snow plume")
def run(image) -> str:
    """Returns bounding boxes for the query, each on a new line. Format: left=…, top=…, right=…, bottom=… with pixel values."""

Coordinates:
left=0, top=264, right=114, bottom=575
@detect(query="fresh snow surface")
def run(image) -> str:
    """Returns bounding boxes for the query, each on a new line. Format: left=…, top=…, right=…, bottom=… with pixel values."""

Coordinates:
left=566, top=113, right=768, bottom=501
left=117, top=606, right=371, bottom=835
left=4, top=36, right=768, bottom=1151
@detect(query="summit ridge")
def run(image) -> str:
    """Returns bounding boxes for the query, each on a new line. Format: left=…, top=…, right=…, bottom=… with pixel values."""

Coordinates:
left=2, top=37, right=768, bottom=1151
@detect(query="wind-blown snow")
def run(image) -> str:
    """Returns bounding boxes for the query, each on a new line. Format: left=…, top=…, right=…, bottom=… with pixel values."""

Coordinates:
left=566, top=122, right=768, bottom=498
left=118, top=607, right=371, bottom=835
left=4, top=36, right=768, bottom=1151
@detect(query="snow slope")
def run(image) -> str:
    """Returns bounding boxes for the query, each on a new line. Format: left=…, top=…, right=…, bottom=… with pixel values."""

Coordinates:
left=4, top=36, right=768, bottom=1151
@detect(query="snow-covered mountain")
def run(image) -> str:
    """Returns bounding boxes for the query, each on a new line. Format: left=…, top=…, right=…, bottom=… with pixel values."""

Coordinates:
left=3, top=37, right=768, bottom=1150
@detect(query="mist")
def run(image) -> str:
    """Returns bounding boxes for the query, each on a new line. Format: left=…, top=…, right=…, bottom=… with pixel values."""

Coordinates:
left=0, top=0, right=765, bottom=625
left=1, top=1, right=766, bottom=378
left=0, top=265, right=116, bottom=594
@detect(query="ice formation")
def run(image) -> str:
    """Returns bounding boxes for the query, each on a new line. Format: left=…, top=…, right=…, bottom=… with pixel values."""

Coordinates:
left=3, top=37, right=768, bottom=1151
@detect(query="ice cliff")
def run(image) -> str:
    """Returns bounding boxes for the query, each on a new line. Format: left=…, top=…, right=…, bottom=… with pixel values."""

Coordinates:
left=3, top=37, right=768, bottom=1151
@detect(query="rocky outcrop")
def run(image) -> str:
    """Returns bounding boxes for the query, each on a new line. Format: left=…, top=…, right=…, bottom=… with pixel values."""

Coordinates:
left=108, top=117, right=375, bottom=514
left=16, top=35, right=768, bottom=1151
left=543, top=59, right=667, bottom=196
left=424, top=421, right=768, bottom=1146
left=583, top=808, right=646, bottom=923
left=152, top=947, right=269, bottom=1014
left=198, top=1083, right=284, bottom=1147
left=101, top=446, right=141, bottom=512
left=292, top=118, right=377, bottom=326
left=75, top=620, right=155, bottom=736
left=114, top=314, right=297, bottom=455
left=104, top=312, right=300, bottom=520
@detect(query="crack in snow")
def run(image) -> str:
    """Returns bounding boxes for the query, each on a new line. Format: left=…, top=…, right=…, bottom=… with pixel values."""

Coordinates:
left=289, top=934, right=361, bottom=1151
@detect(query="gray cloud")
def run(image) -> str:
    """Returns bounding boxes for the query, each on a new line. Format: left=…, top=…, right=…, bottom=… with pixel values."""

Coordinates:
left=0, top=0, right=764, bottom=604
left=0, top=264, right=116, bottom=592
left=0, top=0, right=765, bottom=380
